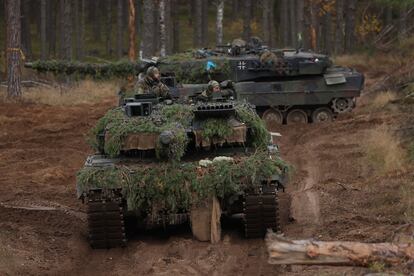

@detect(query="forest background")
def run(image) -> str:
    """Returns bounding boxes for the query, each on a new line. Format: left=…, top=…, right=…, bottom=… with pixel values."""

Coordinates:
left=1, top=0, right=414, bottom=68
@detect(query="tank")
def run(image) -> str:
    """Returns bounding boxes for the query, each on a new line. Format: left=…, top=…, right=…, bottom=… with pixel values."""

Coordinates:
left=76, top=94, right=289, bottom=248
left=138, top=38, right=364, bottom=128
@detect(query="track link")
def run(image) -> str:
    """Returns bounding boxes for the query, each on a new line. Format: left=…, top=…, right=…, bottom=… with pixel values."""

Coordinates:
left=87, top=200, right=127, bottom=249
left=244, top=192, right=280, bottom=238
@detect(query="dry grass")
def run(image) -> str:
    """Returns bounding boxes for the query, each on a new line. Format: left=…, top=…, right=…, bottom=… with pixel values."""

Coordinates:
left=1, top=80, right=119, bottom=106
left=366, top=91, right=398, bottom=111
left=362, top=124, right=406, bottom=174
left=402, top=178, right=414, bottom=224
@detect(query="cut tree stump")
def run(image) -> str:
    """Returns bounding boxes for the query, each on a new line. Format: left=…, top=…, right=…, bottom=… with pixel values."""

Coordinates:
left=266, top=232, right=414, bottom=267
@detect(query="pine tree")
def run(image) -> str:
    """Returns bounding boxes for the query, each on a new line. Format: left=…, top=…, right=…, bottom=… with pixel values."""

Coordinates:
left=6, top=0, right=22, bottom=98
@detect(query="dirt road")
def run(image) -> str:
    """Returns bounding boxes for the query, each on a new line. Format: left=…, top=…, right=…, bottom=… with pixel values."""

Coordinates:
left=0, top=91, right=412, bottom=275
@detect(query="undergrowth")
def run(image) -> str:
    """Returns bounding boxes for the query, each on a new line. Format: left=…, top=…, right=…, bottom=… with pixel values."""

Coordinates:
left=17, top=80, right=118, bottom=106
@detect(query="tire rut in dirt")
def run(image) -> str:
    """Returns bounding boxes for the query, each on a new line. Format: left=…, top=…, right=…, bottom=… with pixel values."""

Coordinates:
left=87, top=200, right=127, bottom=249
left=244, top=192, right=280, bottom=238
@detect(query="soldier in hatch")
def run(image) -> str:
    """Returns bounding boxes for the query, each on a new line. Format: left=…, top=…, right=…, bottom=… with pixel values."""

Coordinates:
left=197, top=80, right=234, bottom=102
left=134, top=66, right=171, bottom=99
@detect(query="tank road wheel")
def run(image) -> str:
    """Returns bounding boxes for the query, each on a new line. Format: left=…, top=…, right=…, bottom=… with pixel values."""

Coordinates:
left=244, top=192, right=280, bottom=238
left=286, top=109, right=308, bottom=124
left=312, top=107, right=333, bottom=123
left=87, top=199, right=127, bottom=249
left=262, top=108, right=283, bottom=131
left=331, top=98, right=354, bottom=113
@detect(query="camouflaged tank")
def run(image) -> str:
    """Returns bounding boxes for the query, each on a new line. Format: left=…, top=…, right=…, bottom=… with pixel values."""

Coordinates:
left=77, top=94, right=289, bottom=248
left=140, top=37, right=364, bottom=129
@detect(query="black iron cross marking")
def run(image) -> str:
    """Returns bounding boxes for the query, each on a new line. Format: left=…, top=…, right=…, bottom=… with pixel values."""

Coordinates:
left=237, top=61, right=247, bottom=70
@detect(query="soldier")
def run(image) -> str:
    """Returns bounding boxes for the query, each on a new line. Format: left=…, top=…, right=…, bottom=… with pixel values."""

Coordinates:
left=197, top=80, right=233, bottom=102
left=134, top=66, right=170, bottom=99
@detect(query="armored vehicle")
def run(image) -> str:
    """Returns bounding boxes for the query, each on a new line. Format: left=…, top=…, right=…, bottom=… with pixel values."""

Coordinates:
left=77, top=94, right=288, bottom=248
left=140, top=38, right=364, bottom=127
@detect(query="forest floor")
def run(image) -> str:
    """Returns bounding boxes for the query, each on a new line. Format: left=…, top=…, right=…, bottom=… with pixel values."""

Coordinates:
left=0, top=57, right=413, bottom=275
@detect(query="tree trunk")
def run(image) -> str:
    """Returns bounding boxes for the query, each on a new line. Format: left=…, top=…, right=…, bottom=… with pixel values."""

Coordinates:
left=232, top=0, right=239, bottom=15
left=289, top=0, right=297, bottom=47
left=344, top=0, right=356, bottom=53
left=47, top=0, right=56, bottom=56
left=6, top=0, right=22, bottom=98
left=105, top=0, right=112, bottom=57
left=303, top=0, right=311, bottom=49
left=216, top=0, right=224, bottom=46
left=310, top=0, right=318, bottom=51
left=267, top=234, right=414, bottom=267
left=142, top=0, right=155, bottom=58
left=128, top=0, right=135, bottom=61
left=60, top=0, right=72, bottom=60
left=153, top=4, right=160, bottom=54
left=262, top=0, right=270, bottom=45
left=117, top=0, right=123, bottom=58
left=193, top=0, right=203, bottom=48
left=281, top=0, right=289, bottom=47
left=159, top=0, right=166, bottom=57
left=269, top=0, right=276, bottom=47
left=91, top=0, right=101, bottom=42
left=73, top=0, right=80, bottom=59
left=323, top=11, right=332, bottom=54
left=335, top=0, right=344, bottom=54
left=40, top=0, right=47, bottom=60
left=21, top=0, right=32, bottom=60
left=163, top=0, right=173, bottom=55
left=78, top=0, right=85, bottom=59
left=296, top=0, right=304, bottom=49
left=243, top=0, right=252, bottom=41
left=201, top=0, right=209, bottom=45
left=172, top=0, right=180, bottom=53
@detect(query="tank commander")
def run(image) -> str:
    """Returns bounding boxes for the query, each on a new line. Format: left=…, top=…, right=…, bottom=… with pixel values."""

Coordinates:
left=134, top=66, right=171, bottom=99
left=197, top=80, right=234, bottom=102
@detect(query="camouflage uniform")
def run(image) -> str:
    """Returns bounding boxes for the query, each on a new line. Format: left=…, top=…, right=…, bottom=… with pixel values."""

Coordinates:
left=197, top=80, right=233, bottom=102
left=134, top=66, right=170, bottom=98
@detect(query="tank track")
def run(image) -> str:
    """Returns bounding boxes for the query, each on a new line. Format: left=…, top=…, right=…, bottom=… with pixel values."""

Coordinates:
left=243, top=191, right=280, bottom=238
left=87, top=198, right=127, bottom=249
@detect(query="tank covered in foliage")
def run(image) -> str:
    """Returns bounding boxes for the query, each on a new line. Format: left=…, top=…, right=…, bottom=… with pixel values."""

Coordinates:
left=77, top=94, right=289, bottom=248
left=141, top=38, right=365, bottom=128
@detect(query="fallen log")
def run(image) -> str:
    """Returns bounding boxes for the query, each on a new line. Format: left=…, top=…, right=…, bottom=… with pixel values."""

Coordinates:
left=266, top=232, right=414, bottom=267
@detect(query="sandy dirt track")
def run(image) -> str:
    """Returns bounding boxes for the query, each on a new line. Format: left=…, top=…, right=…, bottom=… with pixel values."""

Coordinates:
left=0, top=91, right=412, bottom=275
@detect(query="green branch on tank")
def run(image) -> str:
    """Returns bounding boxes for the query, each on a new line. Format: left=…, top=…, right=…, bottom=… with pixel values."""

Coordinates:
left=201, top=118, right=233, bottom=141
left=77, top=151, right=288, bottom=212
left=235, top=103, right=270, bottom=148
left=88, top=105, right=194, bottom=160
left=88, top=102, right=270, bottom=160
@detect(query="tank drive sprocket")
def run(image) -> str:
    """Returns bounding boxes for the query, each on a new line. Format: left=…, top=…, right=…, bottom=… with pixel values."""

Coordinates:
left=87, top=193, right=127, bottom=249
left=331, top=98, right=354, bottom=113
left=244, top=192, right=280, bottom=238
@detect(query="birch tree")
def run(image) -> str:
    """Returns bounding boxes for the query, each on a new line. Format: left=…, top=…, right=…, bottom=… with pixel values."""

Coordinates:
left=216, top=0, right=224, bottom=45
left=159, top=0, right=166, bottom=56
